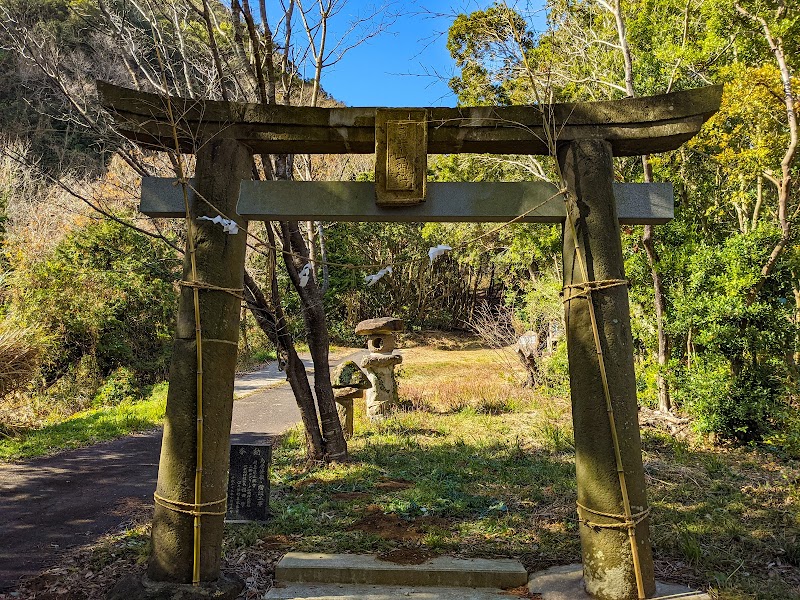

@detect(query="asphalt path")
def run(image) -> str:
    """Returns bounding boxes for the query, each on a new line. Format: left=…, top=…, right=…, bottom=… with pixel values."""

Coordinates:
left=0, top=350, right=366, bottom=590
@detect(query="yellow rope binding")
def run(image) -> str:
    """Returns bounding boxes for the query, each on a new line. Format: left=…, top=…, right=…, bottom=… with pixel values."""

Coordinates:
left=154, top=493, right=228, bottom=517
left=576, top=501, right=651, bottom=530
left=179, top=280, right=245, bottom=299
left=156, top=41, right=212, bottom=586
left=562, top=279, right=629, bottom=303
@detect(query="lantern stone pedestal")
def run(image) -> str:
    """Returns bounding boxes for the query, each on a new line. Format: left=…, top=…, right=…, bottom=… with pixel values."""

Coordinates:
left=331, top=361, right=371, bottom=438
left=356, top=318, right=404, bottom=421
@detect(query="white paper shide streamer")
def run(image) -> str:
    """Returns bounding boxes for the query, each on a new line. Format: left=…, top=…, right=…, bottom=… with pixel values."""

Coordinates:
left=197, top=215, right=239, bottom=235
left=298, top=263, right=313, bottom=288
left=365, top=266, right=392, bottom=287
left=428, top=244, right=452, bottom=264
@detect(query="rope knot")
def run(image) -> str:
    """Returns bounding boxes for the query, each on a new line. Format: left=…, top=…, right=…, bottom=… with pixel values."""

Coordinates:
left=562, top=279, right=629, bottom=304
left=179, top=280, right=244, bottom=299
left=576, top=501, right=651, bottom=531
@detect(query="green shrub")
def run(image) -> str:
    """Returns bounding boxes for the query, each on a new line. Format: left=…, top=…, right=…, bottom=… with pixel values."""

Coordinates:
left=326, top=318, right=363, bottom=347
left=635, top=355, right=660, bottom=409
left=0, top=323, right=41, bottom=398
left=93, top=366, right=138, bottom=407
left=673, top=355, right=786, bottom=442
left=538, top=341, right=569, bottom=395
left=5, top=219, right=179, bottom=389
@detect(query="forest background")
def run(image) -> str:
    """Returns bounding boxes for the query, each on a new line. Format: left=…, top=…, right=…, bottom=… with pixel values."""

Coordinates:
left=0, top=0, right=798, bottom=453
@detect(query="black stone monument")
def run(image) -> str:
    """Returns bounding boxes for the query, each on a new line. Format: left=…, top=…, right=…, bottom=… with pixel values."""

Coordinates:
left=226, top=443, right=271, bottom=523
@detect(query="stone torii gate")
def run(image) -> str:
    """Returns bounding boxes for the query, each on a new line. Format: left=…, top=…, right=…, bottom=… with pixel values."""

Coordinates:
left=99, top=82, right=721, bottom=600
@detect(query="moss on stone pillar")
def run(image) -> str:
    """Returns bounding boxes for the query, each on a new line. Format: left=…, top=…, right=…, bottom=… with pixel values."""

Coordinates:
left=148, top=140, right=251, bottom=584
left=558, top=140, right=656, bottom=600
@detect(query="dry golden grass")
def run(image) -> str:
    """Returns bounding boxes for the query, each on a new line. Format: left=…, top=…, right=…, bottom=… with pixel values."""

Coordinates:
left=0, top=326, right=39, bottom=399
left=398, top=344, right=536, bottom=414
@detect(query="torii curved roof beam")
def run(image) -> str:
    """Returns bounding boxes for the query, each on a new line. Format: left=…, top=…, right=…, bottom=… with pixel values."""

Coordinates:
left=97, top=81, right=722, bottom=157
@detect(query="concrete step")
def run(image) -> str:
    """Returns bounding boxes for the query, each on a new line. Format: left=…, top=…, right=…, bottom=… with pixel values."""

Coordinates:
left=265, top=583, right=522, bottom=600
left=275, top=553, right=528, bottom=589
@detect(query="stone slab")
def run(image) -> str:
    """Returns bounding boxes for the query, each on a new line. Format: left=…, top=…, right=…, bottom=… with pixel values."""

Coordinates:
left=527, top=565, right=710, bottom=599
left=237, top=181, right=673, bottom=224
left=331, top=360, right=371, bottom=389
left=266, top=583, right=521, bottom=599
left=139, top=178, right=673, bottom=225
left=226, top=443, right=271, bottom=523
left=375, top=108, right=428, bottom=206
left=275, top=553, right=528, bottom=589
left=99, top=81, right=722, bottom=157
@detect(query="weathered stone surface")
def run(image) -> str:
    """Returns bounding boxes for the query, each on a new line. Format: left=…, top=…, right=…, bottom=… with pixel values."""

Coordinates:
left=367, top=334, right=396, bottom=354
left=559, top=140, right=655, bottom=599
left=147, top=140, right=251, bottom=584
left=333, top=386, right=362, bottom=398
left=528, top=565, right=710, bottom=600
left=355, top=318, right=404, bottom=335
left=226, top=443, right=271, bottom=523
left=331, top=361, right=371, bottom=389
left=275, top=553, right=527, bottom=589
left=375, top=109, right=428, bottom=206
left=361, top=354, right=403, bottom=420
left=331, top=366, right=366, bottom=439
left=266, top=583, right=517, bottom=599
left=107, top=573, right=243, bottom=600
left=98, top=81, right=722, bottom=157
left=361, top=354, right=403, bottom=369
left=148, top=179, right=675, bottom=225
left=334, top=396, right=355, bottom=439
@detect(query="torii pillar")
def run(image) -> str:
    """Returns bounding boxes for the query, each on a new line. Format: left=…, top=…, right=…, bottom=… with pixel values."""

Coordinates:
left=559, top=139, right=655, bottom=598
left=99, top=81, right=721, bottom=600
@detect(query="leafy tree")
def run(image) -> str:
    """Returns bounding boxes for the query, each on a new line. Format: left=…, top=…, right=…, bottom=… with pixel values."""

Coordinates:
left=447, top=3, right=534, bottom=105
left=445, top=0, right=800, bottom=440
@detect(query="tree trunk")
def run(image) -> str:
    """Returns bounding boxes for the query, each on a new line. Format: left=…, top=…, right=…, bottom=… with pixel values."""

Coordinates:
left=148, top=140, right=250, bottom=583
left=317, top=221, right=330, bottom=294
left=642, top=222, right=671, bottom=412
left=559, top=139, right=655, bottom=600
left=243, top=268, right=325, bottom=460
left=607, top=0, right=673, bottom=414
left=281, top=221, right=347, bottom=461
left=260, top=146, right=345, bottom=461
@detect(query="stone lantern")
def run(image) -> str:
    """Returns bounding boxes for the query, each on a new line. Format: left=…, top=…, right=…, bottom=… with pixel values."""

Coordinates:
left=330, top=361, right=371, bottom=439
left=355, top=317, right=404, bottom=421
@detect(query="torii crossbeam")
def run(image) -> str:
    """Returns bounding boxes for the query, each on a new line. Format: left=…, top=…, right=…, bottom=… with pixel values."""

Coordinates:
left=98, top=81, right=721, bottom=600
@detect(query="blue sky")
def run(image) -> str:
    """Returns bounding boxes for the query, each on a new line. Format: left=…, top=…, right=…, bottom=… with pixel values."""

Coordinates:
left=311, top=1, right=548, bottom=108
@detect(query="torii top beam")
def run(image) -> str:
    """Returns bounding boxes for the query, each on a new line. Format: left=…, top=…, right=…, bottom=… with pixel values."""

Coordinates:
left=97, top=82, right=722, bottom=158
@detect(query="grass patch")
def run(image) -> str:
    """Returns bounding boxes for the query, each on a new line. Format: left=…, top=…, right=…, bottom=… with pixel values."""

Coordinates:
left=225, top=346, right=799, bottom=600
left=231, top=407, right=579, bottom=569
left=0, top=382, right=167, bottom=462
left=398, top=345, right=535, bottom=414
left=7, top=344, right=797, bottom=600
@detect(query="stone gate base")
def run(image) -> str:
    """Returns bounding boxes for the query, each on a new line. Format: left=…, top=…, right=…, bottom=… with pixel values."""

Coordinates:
left=528, top=565, right=709, bottom=600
